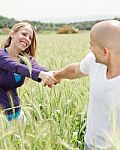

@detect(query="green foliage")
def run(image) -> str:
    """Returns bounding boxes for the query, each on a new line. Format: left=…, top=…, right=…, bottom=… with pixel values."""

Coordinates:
left=0, top=15, right=17, bottom=28
left=0, top=15, right=119, bottom=32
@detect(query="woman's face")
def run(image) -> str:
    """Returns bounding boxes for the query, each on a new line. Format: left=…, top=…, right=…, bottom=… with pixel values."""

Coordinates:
left=11, top=25, right=33, bottom=52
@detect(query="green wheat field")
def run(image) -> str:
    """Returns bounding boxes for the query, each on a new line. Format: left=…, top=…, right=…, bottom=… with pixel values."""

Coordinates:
left=0, top=31, right=90, bottom=150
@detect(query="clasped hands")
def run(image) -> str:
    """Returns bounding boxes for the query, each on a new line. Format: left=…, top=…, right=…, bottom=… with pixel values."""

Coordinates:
left=39, top=71, right=60, bottom=88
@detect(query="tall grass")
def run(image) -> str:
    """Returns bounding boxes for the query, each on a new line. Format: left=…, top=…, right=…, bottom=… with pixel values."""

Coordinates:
left=0, top=31, right=90, bottom=150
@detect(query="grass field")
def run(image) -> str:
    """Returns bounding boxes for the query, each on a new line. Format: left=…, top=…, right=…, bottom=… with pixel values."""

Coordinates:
left=0, top=31, right=90, bottom=150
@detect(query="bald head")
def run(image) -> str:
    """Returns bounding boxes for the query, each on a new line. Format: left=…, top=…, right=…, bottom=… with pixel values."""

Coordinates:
left=90, top=20, right=120, bottom=53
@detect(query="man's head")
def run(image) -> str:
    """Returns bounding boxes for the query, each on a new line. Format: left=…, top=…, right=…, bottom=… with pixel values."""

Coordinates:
left=90, top=20, right=120, bottom=65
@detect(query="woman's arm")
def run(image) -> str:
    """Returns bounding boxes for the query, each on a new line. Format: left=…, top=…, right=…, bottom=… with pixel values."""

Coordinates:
left=0, top=51, right=41, bottom=82
left=0, top=51, right=59, bottom=85
left=30, top=57, right=48, bottom=72
left=30, top=57, right=59, bottom=85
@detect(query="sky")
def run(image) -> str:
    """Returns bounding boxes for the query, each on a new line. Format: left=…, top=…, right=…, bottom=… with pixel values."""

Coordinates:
left=0, top=0, right=120, bottom=23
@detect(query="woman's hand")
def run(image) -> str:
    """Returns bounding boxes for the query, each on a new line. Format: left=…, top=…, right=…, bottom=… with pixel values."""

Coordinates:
left=39, top=71, right=60, bottom=87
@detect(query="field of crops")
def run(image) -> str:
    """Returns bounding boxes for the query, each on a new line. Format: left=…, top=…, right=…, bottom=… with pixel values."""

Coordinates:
left=0, top=31, right=90, bottom=150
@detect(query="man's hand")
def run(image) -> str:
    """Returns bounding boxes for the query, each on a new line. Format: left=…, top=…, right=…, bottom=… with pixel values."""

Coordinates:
left=39, top=71, right=60, bottom=88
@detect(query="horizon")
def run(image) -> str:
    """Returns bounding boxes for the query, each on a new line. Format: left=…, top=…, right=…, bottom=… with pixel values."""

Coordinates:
left=1, top=14, right=118, bottom=24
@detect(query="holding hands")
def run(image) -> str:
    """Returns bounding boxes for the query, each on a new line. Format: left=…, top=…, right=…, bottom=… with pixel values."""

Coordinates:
left=39, top=71, right=60, bottom=88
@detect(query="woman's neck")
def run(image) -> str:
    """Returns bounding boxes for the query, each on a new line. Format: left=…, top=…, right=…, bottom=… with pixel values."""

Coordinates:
left=6, top=46, right=19, bottom=58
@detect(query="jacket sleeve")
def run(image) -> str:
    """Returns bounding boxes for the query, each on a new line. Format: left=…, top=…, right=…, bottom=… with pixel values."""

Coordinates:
left=0, top=51, right=42, bottom=82
left=30, top=57, right=49, bottom=82
left=30, top=57, right=48, bottom=72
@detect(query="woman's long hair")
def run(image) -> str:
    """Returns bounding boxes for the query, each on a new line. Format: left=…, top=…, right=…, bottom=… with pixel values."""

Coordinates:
left=2, top=22, right=37, bottom=57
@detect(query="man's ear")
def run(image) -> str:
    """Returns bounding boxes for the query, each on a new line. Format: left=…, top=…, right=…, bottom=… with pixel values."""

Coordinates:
left=103, top=47, right=109, bottom=56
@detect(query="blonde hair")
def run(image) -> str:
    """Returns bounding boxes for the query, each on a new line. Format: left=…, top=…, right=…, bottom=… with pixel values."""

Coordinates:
left=2, top=22, right=37, bottom=57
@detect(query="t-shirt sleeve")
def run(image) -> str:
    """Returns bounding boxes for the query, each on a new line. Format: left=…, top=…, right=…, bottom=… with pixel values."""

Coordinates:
left=80, top=52, right=95, bottom=75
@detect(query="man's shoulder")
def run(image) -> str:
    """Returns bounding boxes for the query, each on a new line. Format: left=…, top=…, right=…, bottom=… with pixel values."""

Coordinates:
left=82, top=52, right=105, bottom=73
left=82, top=52, right=96, bottom=64
left=81, top=52, right=96, bottom=66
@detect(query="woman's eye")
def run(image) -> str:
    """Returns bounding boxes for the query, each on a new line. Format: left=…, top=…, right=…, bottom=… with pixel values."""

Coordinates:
left=21, top=32, right=32, bottom=40
left=22, top=33, right=26, bottom=36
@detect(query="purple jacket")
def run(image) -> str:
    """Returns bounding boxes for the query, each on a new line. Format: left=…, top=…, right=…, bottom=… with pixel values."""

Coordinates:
left=0, top=49, right=48, bottom=115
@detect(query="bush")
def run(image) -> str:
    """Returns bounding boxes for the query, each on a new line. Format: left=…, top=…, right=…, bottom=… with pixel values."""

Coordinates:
left=2, top=27, right=10, bottom=33
left=57, top=25, right=79, bottom=34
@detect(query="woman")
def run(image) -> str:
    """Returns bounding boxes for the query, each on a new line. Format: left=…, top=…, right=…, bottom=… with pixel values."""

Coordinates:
left=0, top=22, right=58, bottom=121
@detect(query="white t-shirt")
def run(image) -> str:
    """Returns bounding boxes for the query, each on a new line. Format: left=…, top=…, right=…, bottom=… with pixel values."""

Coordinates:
left=80, top=52, right=120, bottom=149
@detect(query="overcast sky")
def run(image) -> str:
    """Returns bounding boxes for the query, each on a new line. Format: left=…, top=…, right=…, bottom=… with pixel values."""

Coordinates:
left=0, top=0, right=120, bottom=22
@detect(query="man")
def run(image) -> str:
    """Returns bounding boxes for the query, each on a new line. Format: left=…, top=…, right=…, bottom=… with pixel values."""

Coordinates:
left=53, top=20, right=120, bottom=150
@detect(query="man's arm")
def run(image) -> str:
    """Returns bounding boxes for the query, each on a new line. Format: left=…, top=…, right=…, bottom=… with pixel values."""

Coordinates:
left=53, top=62, right=87, bottom=80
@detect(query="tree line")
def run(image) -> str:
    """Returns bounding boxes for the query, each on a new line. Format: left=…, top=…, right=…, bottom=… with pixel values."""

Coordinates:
left=0, top=15, right=119, bottom=32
